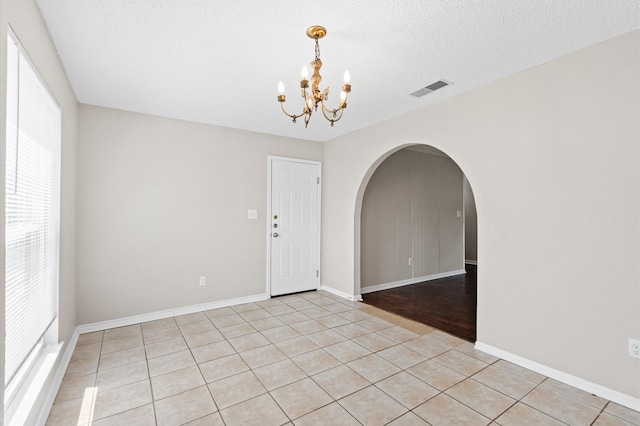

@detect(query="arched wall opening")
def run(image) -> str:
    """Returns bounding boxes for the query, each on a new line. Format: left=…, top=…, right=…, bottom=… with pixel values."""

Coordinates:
left=354, top=142, right=478, bottom=340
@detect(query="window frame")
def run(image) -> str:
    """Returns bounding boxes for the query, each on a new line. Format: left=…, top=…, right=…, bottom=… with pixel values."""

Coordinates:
left=3, top=26, right=61, bottom=419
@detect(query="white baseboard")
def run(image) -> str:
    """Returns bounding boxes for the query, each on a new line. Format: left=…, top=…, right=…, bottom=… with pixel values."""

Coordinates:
left=77, top=293, right=269, bottom=334
left=360, top=269, right=466, bottom=294
left=465, top=259, right=478, bottom=265
left=37, top=292, right=271, bottom=425
left=320, top=285, right=363, bottom=302
left=475, top=342, right=640, bottom=412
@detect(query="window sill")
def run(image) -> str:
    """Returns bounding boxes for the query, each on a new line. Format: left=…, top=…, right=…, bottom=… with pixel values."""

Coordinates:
left=4, top=343, right=63, bottom=426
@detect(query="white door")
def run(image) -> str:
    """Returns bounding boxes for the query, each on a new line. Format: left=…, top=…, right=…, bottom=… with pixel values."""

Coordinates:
left=269, top=158, right=320, bottom=296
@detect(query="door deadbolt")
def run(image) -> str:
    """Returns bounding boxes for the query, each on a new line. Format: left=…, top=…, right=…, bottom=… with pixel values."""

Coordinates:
left=273, top=232, right=279, bottom=238
left=273, top=223, right=278, bottom=228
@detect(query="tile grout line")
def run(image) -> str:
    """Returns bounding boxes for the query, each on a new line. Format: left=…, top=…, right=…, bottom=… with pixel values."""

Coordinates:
left=516, top=378, right=573, bottom=425
left=143, top=331, right=160, bottom=426
left=50, top=293, right=639, bottom=425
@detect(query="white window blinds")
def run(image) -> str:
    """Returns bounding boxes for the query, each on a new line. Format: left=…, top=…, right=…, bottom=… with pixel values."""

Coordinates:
left=4, top=31, right=61, bottom=389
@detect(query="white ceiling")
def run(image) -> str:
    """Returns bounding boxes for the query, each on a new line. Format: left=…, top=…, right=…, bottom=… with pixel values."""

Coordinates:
left=35, top=0, right=640, bottom=142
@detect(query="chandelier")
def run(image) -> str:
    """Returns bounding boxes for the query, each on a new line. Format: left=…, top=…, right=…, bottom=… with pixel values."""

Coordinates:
left=277, top=26, right=351, bottom=128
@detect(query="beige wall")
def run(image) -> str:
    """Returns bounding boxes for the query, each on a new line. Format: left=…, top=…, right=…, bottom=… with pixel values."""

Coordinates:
left=0, top=0, right=78, bottom=422
left=464, top=176, right=478, bottom=262
left=322, top=31, right=640, bottom=398
left=361, top=149, right=463, bottom=288
left=76, top=105, right=323, bottom=324
left=0, top=1, right=638, bottom=417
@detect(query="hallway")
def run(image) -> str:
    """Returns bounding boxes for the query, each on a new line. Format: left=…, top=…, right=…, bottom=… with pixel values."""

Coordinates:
left=362, top=265, right=477, bottom=342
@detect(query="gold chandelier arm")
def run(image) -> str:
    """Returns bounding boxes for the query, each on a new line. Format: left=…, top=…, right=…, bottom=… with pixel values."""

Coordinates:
left=279, top=101, right=308, bottom=124
left=320, top=98, right=346, bottom=127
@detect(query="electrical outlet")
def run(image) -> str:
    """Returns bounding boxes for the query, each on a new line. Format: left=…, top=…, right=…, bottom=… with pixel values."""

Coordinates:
left=630, top=339, right=640, bottom=359
left=199, top=276, right=206, bottom=286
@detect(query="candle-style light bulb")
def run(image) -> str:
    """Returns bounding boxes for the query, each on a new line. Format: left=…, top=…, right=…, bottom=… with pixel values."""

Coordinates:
left=301, top=66, right=309, bottom=80
left=278, top=81, right=285, bottom=95
left=344, top=70, right=351, bottom=84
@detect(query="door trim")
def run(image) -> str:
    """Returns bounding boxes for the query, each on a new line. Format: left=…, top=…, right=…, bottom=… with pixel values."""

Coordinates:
left=266, top=156, right=322, bottom=297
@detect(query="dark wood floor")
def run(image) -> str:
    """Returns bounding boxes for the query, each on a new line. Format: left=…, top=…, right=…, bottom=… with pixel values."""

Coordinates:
left=362, top=265, right=477, bottom=342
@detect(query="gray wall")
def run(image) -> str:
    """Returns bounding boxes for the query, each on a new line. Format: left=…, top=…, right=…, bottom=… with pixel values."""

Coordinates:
left=361, top=149, right=464, bottom=288
left=76, top=105, right=323, bottom=324
left=464, top=176, right=477, bottom=262
left=322, top=31, right=640, bottom=399
left=0, top=0, right=78, bottom=423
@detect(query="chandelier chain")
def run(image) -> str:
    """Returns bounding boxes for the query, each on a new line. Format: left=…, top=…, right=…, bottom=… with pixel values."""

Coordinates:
left=314, top=38, right=320, bottom=61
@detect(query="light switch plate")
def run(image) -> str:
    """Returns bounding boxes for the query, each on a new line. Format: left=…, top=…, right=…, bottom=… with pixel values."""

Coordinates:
left=247, top=209, right=258, bottom=219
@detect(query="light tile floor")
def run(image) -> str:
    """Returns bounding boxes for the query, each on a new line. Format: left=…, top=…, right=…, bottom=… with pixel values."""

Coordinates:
left=47, top=291, right=640, bottom=426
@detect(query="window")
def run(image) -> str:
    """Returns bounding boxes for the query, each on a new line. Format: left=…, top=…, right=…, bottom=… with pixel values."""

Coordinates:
left=4, top=29, right=61, bottom=406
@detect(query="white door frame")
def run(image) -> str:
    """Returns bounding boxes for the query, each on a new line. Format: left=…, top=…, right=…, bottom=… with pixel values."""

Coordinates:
left=266, top=156, right=321, bottom=297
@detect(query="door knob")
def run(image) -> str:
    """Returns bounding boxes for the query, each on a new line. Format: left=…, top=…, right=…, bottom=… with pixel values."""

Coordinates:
left=273, top=232, right=279, bottom=238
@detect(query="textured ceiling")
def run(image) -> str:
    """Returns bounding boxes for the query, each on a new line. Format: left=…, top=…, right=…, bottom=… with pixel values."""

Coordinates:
left=35, top=0, right=640, bottom=142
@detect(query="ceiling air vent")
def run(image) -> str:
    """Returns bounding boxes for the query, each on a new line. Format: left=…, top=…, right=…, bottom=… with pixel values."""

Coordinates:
left=410, top=80, right=452, bottom=97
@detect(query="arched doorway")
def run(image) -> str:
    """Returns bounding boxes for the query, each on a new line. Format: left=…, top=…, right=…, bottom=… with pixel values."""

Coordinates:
left=355, top=144, right=478, bottom=341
